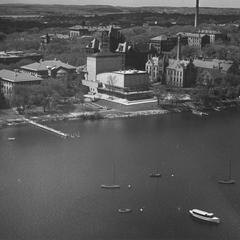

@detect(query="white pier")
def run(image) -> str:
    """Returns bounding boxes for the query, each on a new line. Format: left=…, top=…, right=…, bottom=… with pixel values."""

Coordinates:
left=24, top=118, right=69, bottom=138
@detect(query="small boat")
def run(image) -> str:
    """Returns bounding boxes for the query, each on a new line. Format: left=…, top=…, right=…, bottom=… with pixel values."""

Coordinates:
left=192, top=110, right=208, bottom=116
left=218, top=158, right=236, bottom=185
left=218, top=179, right=236, bottom=184
left=8, top=137, right=16, bottom=141
left=101, top=184, right=120, bottom=189
left=189, top=209, right=220, bottom=223
left=149, top=173, right=161, bottom=178
left=118, top=208, right=132, bottom=213
left=214, top=107, right=221, bottom=112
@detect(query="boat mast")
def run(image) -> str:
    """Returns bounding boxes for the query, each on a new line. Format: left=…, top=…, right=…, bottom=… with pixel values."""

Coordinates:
left=229, top=158, right=232, bottom=180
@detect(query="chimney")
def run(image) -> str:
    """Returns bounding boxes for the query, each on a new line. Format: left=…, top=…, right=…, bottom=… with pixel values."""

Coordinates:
left=177, top=35, right=181, bottom=61
left=195, top=0, right=199, bottom=28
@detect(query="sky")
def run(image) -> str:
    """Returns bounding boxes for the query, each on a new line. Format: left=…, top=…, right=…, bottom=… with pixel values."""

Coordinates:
left=0, top=0, right=240, bottom=8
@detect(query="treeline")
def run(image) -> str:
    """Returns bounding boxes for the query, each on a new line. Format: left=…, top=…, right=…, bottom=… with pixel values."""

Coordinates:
left=11, top=76, right=85, bottom=113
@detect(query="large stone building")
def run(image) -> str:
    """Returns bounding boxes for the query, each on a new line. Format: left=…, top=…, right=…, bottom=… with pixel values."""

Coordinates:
left=82, top=41, right=152, bottom=100
left=21, top=59, right=76, bottom=78
left=165, top=36, right=197, bottom=88
left=116, top=42, right=149, bottom=70
left=86, top=52, right=123, bottom=82
left=0, top=69, right=42, bottom=99
left=166, top=59, right=197, bottom=88
left=145, top=56, right=167, bottom=82
left=96, top=70, right=152, bottom=100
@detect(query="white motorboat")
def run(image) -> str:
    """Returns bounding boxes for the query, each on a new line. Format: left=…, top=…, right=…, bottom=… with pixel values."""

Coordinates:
left=189, top=209, right=220, bottom=223
left=101, top=184, right=120, bottom=189
left=214, top=107, right=221, bottom=112
left=8, top=137, right=16, bottom=141
left=118, top=208, right=132, bottom=213
left=192, top=110, right=208, bottom=116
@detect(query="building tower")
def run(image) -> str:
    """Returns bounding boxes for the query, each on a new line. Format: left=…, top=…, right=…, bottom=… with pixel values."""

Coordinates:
left=194, top=0, right=199, bottom=28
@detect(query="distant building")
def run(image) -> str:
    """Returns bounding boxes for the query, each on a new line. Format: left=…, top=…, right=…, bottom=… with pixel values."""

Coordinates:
left=69, top=25, right=92, bottom=38
left=145, top=56, right=167, bottom=82
left=21, top=59, right=76, bottom=78
left=0, top=51, right=42, bottom=65
left=149, top=35, right=188, bottom=54
left=193, top=59, right=237, bottom=86
left=178, top=32, right=210, bottom=48
left=0, top=69, right=42, bottom=99
left=84, top=26, right=124, bottom=53
left=198, top=30, right=228, bottom=44
left=85, top=38, right=100, bottom=54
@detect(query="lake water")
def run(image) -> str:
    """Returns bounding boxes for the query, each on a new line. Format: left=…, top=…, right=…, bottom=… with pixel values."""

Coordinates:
left=1, top=109, right=240, bottom=239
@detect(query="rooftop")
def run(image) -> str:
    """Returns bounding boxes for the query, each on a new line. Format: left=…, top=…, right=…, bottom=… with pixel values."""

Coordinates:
left=114, top=70, right=147, bottom=75
left=193, top=59, right=233, bottom=72
left=167, top=59, right=190, bottom=70
left=0, top=51, right=41, bottom=59
left=21, top=60, right=76, bottom=72
left=0, top=69, right=43, bottom=83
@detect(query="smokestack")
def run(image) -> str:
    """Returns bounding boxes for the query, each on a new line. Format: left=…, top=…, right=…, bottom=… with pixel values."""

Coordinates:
left=177, top=35, right=181, bottom=61
left=195, top=0, right=199, bottom=28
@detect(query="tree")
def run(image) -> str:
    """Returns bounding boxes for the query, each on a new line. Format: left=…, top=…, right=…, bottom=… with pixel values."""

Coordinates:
left=153, top=85, right=167, bottom=106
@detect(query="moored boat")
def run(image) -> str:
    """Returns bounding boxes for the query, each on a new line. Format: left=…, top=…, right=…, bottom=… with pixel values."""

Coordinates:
left=218, top=179, right=236, bottom=184
left=189, top=209, right=220, bottom=223
left=118, top=208, right=132, bottom=213
left=101, top=184, right=120, bottom=189
left=149, top=173, right=161, bottom=178
left=218, top=158, right=236, bottom=185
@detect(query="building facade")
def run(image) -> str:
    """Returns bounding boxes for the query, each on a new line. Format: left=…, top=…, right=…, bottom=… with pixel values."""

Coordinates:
left=96, top=70, right=152, bottom=100
left=145, top=56, right=167, bottom=82
left=0, top=69, right=42, bottom=99
left=166, top=59, right=197, bottom=88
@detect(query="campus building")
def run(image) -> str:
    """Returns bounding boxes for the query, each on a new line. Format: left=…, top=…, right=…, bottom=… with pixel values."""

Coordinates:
left=82, top=41, right=152, bottom=100
left=0, top=69, right=42, bottom=99
left=193, top=59, right=237, bottom=86
left=96, top=70, right=152, bottom=100
left=165, top=36, right=197, bottom=88
left=21, top=59, right=76, bottom=78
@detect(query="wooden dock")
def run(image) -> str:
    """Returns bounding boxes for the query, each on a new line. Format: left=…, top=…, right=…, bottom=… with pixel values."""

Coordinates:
left=24, top=118, right=69, bottom=138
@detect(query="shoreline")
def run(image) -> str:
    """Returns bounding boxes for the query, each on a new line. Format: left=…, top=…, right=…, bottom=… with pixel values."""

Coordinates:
left=0, top=109, right=169, bottom=129
left=1, top=98, right=240, bottom=129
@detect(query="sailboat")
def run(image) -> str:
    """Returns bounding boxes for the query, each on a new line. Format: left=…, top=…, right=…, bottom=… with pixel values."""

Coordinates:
left=101, top=157, right=120, bottom=189
left=218, top=158, right=236, bottom=184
